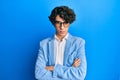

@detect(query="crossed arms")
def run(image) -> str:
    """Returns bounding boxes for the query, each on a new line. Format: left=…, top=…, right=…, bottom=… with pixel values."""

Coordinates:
left=46, top=58, right=80, bottom=71
left=35, top=40, right=86, bottom=80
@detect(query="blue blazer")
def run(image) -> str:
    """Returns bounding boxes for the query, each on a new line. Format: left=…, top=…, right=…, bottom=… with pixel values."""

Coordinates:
left=35, top=33, right=87, bottom=80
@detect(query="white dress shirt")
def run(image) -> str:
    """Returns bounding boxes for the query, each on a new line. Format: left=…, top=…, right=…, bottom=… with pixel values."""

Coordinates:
left=54, top=34, right=68, bottom=65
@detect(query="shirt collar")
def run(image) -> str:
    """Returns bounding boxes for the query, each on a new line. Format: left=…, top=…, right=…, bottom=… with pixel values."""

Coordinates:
left=54, top=33, right=69, bottom=41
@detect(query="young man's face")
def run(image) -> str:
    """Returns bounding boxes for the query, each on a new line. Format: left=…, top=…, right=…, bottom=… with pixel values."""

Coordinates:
left=54, top=15, right=70, bottom=38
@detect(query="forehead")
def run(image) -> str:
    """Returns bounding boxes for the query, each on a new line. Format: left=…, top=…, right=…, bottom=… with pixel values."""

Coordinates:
left=55, top=15, right=65, bottom=22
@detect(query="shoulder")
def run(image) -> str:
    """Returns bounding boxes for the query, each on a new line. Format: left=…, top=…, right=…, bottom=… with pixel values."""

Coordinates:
left=40, top=37, right=52, bottom=43
left=39, top=37, right=53, bottom=46
left=69, top=34, right=85, bottom=44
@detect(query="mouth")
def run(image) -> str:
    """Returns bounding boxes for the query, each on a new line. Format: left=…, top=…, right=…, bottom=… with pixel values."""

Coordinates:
left=59, top=31, right=65, bottom=33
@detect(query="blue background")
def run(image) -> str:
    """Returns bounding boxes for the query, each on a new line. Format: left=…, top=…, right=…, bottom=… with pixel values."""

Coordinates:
left=0, top=0, right=120, bottom=80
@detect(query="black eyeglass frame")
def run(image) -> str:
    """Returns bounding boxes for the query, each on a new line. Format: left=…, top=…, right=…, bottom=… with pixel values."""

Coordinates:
left=54, top=20, right=69, bottom=27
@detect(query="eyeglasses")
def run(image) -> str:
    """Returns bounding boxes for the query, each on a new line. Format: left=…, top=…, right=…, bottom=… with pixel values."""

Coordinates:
left=54, top=21, right=69, bottom=28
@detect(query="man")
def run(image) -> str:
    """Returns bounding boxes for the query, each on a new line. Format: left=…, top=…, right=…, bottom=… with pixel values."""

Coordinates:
left=35, top=6, right=87, bottom=80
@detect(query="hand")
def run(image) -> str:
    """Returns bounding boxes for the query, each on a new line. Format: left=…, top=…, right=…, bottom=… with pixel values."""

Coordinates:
left=45, top=66, right=54, bottom=71
left=72, top=58, right=80, bottom=68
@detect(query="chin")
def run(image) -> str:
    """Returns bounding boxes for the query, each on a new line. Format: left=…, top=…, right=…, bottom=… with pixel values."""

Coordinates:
left=59, top=33, right=66, bottom=36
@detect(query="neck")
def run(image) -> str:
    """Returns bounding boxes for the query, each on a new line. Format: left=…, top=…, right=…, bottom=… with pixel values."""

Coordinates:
left=56, top=33, right=67, bottom=42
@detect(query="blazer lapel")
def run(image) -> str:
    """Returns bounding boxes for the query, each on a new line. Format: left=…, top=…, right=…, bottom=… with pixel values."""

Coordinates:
left=64, top=34, right=72, bottom=65
left=48, top=38, right=55, bottom=66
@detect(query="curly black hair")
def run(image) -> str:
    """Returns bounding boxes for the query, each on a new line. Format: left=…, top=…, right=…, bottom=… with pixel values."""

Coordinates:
left=49, top=6, right=76, bottom=24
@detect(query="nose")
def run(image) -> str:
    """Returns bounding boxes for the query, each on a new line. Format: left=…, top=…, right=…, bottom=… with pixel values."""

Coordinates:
left=60, top=24, right=64, bottom=29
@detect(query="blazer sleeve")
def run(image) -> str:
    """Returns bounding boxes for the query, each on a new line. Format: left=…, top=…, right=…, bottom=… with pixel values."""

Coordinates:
left=53, top=40, right=87, bottom=80
left=35, top=42, right=53, bottom=80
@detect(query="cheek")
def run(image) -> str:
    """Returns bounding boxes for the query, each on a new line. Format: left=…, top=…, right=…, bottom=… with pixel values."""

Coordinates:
left=65, top=28, right=68, bottom=32
left=56, top=28, right=59, bottom=31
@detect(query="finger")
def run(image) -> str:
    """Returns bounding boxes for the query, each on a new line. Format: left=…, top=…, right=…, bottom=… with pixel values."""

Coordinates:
left=76, top=59, right=80, bottom=63
left=73, top=61, right=80, bottom=67
left=74, top=58, right=79, bottom=63
left=75, top=61, right=80, bottom=65
left=75, top=58, right=80, bottom=61
left=73, top=63, right=79, bottom=67
left=75, top=62, right=80, bottom=67
left=75, top=59, right=80, bottom=63
left=76, top=59, right=80, bottom=62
